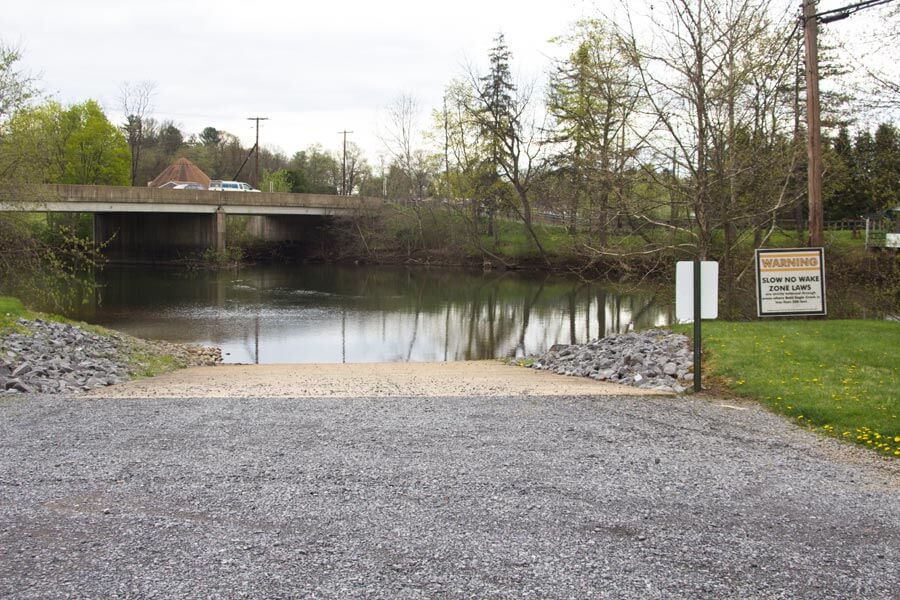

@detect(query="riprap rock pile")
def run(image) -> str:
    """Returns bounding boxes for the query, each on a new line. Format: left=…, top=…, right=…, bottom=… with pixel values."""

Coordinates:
left=531, top=329, right=694, bottom=393
left=1, top=318, right=220, bottom=395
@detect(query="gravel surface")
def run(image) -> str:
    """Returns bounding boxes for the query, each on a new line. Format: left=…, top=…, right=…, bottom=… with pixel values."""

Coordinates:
left=84, top=362, right=663, bottom=399
left=1, top=392, right=898, bottom=599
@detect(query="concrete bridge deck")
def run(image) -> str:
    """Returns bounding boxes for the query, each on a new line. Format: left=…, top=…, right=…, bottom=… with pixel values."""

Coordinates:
left=0, top=184, right=384, bottom=262
left=0, top=184, right=383, bottom=216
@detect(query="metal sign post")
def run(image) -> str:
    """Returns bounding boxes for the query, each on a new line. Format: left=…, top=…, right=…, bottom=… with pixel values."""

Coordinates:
left=676, top=260, right=719, bottom=393
left=693, top=260, right=701, bottom=392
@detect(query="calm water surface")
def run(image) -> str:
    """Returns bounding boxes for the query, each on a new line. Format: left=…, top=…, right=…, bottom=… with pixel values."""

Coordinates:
left=73, top=265, right=673, bottom=364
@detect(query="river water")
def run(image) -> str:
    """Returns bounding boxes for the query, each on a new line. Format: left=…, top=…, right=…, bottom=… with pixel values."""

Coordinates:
left=70, top=265, right=672, bottom=364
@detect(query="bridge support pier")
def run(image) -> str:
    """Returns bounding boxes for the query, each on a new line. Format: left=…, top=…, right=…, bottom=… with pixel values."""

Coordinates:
left=216, top=207, right=226, bottom=254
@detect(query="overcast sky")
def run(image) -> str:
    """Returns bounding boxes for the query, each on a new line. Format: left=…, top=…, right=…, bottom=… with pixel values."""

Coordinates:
left=3, top=0, right=894, bottom=161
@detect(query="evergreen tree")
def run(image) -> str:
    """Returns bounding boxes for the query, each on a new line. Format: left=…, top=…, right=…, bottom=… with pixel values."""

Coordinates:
left=872, top=123, right=900, bottom=213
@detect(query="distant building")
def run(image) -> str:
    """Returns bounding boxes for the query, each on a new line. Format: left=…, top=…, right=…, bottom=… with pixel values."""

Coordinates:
left=148, top=157, right=212, bottom=189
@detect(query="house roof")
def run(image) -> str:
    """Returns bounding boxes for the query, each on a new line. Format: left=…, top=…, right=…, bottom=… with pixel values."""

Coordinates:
left=148, top=157, right=211, bottom=188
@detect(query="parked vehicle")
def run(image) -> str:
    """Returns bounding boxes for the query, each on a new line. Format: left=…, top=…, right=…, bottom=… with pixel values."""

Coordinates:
left=172, top=182, right=207, bottom=190
left=208, top=180, right=260, bottom=192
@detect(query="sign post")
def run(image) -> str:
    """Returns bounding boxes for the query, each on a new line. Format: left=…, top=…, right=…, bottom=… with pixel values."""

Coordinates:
left=755, top=248, right=826, bottom=317
left=676, top=261, right=718, bottom=392
left=693, top=260, right=701, bottom=392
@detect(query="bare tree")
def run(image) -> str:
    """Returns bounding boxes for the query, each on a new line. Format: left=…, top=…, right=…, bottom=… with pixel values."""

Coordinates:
left=119, top=80, right=156, bottom=186
left=380, top=93, right=432, bottom=200
left=343, top=141, right=369, bottom=195
left=850, top=2, right=900, bottom=112
left=615, top=0, right=800, bottom=268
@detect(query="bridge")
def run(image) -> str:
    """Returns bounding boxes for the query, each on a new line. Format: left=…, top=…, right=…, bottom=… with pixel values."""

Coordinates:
left=0, top=184, right=383, bottom=262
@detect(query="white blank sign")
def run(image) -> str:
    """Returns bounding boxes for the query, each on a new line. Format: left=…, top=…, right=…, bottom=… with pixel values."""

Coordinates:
left=675, top=261, right=719, bottom=323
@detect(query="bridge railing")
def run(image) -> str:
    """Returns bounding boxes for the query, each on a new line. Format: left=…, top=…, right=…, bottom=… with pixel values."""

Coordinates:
left=0, top=184, right=385, bottom=214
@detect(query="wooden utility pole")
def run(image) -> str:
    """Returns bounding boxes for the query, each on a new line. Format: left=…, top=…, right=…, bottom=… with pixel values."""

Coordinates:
left=802, top=0, right=824, bottom=247
left=247, top=116, right=269, bottom=188
left=338, top=130, right=353, bottom=196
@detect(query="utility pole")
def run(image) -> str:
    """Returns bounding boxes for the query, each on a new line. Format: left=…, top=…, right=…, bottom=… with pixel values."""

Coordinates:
left=247, top=116, right=269, bottom=188
left=802, top=0, right=824, bottom=247
left=800, top=0, right=895, bottom=246
left=338, top=130, right=353, bottom=195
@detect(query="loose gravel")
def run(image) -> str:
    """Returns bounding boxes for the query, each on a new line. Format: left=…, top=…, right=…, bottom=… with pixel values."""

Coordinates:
left=531, top=329, right=695, bottom=393
left=1, top=392, right=897, bottom=599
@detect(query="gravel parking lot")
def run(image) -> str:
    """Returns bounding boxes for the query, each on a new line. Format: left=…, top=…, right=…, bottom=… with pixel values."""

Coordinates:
left=1, top=385, right=898, bottom=598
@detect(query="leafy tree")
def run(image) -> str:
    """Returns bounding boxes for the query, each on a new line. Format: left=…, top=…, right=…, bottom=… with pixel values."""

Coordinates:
left=59, top=100, right=130, bottom=185
left=288, top=145, right=339, bottom=194
left=547, top=20, right=642, bottom=240
left=825, top=126, right=863, bottom=219
left=260, top=168, right=292, bottom=193
left=0, top=45, right=104, bottom=310
left=4, top=100, right=130, bottom=186
left=158, top=123, right=184, bottom=157
left=199, top=126, right=221, bottom=146
left=871, top=123, right=900, bottom=213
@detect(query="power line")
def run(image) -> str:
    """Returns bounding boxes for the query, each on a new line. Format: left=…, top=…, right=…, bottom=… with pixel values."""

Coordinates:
left=811, top=0, right=896, bottom=23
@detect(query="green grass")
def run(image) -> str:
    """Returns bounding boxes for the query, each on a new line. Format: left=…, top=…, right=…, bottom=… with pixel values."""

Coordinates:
left=125, top=350, right=182, bottom=378
left=695, top=320, right=899, bottom=457
left=0, top=296, right=31, bottom=333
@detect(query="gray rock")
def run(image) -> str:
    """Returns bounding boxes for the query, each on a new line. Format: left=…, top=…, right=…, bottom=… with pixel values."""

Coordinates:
left=0, top=318, right=219, bottom=396
left=530, top=329, right=696, bottom=394
left=5, top=378, right=32, bottom=393
left=11, top=363, right=32, bottom=378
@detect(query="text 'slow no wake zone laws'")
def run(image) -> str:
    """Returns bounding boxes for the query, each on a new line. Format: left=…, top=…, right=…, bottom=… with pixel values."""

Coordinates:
left=755, top=248, right=826, bottom=317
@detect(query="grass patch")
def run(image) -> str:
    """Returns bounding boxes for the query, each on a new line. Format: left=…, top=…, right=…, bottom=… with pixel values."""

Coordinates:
left=0, top=296, right=32, bottom=333
left=126, top=350, right=182, bottom=378
left=694, top=320, right=899, bottom=457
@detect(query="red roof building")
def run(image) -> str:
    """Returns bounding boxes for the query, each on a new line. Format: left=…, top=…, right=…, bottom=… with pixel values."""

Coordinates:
left=148, top=157, right=212, bottom=188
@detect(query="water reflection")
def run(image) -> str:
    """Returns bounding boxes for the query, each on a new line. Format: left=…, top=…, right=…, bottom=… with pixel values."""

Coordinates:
left=74, top=265, right=672, bottom=364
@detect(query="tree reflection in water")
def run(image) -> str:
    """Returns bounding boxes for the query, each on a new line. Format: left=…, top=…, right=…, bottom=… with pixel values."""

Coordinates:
left=76, top=265, right=672, bottom=364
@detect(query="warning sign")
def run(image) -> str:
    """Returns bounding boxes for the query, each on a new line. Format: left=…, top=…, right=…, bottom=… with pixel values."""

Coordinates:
left=755, top=248, right=826, bottom=317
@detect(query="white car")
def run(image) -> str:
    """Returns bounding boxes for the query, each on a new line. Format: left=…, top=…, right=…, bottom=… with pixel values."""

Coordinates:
left=208, top=180, right=260, bottom=192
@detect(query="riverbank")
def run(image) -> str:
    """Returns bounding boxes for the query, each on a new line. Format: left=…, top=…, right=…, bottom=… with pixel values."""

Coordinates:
left=3, top=292, right=898, bottom=461
left=1, top=297, right=220, bottom=394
